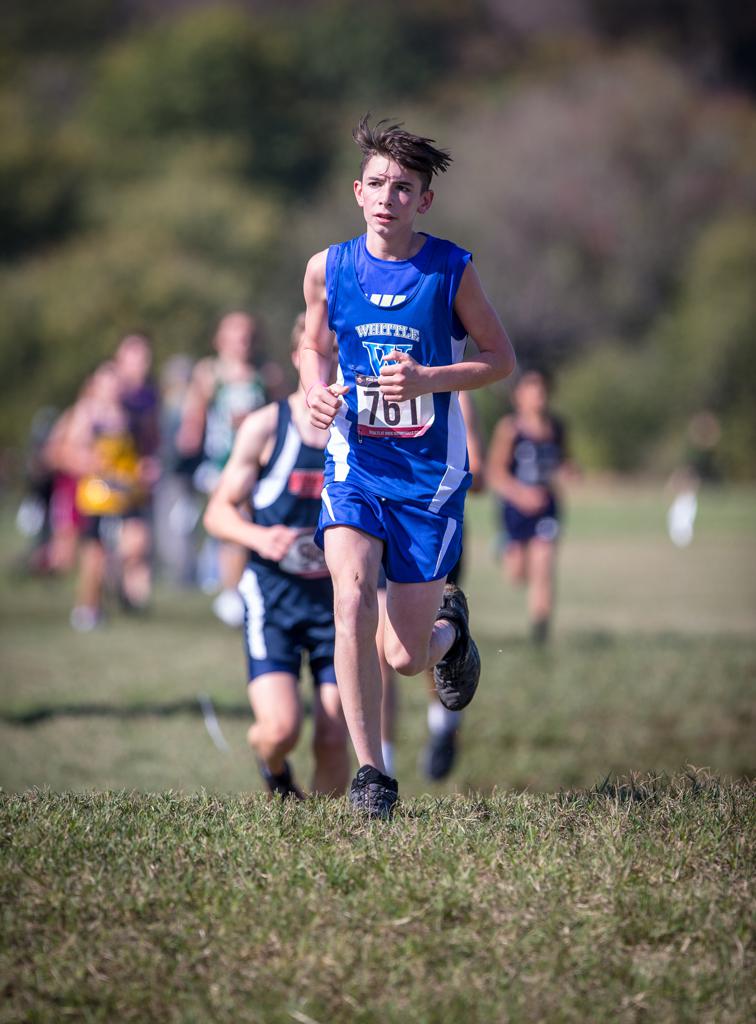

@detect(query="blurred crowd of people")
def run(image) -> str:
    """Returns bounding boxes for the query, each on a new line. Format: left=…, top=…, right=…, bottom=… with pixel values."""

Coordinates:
left=17, top=319, right=577, bottom=651
left=17, top=311, right=285, bottom=631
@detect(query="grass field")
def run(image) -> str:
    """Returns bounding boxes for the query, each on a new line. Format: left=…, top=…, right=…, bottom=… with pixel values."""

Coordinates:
left=2, top=777, right=753, bottom=1024
left=1, top=482, right=755, bottom=1021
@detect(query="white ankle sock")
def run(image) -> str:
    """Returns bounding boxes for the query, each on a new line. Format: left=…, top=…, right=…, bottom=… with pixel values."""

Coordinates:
left=428, top=701, right=461, bottom=736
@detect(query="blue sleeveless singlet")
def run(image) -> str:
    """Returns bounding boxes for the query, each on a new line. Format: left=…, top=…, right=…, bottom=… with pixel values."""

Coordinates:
left=325, top=232, right=472, bottom=521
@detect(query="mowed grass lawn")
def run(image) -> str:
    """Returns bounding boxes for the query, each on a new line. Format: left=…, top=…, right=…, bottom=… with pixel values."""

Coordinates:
left=2, top=779, right=753, bottom=1024
left=1, top=483, right=754, bottom=1022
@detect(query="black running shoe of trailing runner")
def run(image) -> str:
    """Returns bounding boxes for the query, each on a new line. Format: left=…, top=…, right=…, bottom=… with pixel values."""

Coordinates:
left=531, top=617, right=550, bottom=647
left=433, top=583, right=481, bottom=711
left=422, top=727, right=458, bottom=781
left=257, top=759, right=304, bottom=800
left=349, top=765, right=398, bottom=819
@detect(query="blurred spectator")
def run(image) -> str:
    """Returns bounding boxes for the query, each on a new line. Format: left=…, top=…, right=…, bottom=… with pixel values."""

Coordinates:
left=153, top=354, right=202, bottom=586
left=685, top=410, right=722, bottom=482
left=116, top=333, right=160, bottom=455
left=487, top=369, right=576, bottom=645
left=63, top=362, right=146, bottom=631
left=14, top=406, right=59, bottom=574
left=664, top=410, right=721, bottom=549
left=114, top=332, right=161, bottom=610
left=177, top=311, right=268, bottom=626
left=43, top=399, right=86, bottom=575
left=666, top=468, right=699, bottom=549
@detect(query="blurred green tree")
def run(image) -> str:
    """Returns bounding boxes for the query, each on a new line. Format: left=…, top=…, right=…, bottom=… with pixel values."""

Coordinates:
left=83, top=3, right=486, bottom=193
left=559, top=214, right=756, bottom=477
left=0, top=148, right=282, bottom=445
left=435, top=52, right=756, bottom=366
left=656, top=215, right=756, bottom=478
left=0, top=94, right=88, bottom=259
left=0, top=0, right=124, bottom=58
left=85, top=7, right=325, bottom=189
left=557, top=342, right=668, bottom=472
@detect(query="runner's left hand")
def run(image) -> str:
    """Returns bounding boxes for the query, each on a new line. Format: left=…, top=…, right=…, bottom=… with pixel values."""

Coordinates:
left=379, top=351, right=429, bottom=401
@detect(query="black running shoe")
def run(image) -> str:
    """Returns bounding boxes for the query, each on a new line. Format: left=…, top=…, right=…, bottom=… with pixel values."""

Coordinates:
left=531, top=617, right=550, bottom=646
left=257, top=759, right=304, bottom=800
left=422, top=728, right=458, bottom=781
left=349, top=764, right=398, bottom=819
left=433, top=583, right=481, bottom=711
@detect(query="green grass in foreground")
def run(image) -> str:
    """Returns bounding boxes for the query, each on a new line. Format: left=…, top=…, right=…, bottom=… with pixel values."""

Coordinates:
left=1, top=774, right=753, bottom=1024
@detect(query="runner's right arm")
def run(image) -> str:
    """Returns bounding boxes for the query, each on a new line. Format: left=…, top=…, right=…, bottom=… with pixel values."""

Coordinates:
left=300, top=250, right=349, bottom=429
left=203, top=404, right=298, bottom=562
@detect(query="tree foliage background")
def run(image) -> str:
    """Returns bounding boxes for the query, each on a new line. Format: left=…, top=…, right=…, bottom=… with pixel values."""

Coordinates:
left=1, top=0, right=755, bottom=476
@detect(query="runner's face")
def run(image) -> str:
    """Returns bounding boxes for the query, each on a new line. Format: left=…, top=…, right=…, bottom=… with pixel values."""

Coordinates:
left=215, top=314, right=254, bottom=362
left=515, top=375, right=548, bottom=415
left=354, top=156, right=433, bottom=236
left=91, top=365, right=121, bottom=405
left=116, top=337, right=152, bottom=385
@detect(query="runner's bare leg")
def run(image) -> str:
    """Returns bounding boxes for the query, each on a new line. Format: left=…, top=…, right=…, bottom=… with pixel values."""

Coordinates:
left=324, top=526, right=386, bottom=772
left=383, top=578, right=456, bottom=676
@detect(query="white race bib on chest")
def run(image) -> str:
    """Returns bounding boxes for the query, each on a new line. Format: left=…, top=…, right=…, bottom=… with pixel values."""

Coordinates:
left=279, top=529, right=329, bottom=578
left=355, top=373, right=435, bottom=439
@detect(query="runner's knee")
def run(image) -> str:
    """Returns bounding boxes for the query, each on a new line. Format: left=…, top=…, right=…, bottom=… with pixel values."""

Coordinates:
left=250, top=716, right=300, bottom=754
left=384, top=637, right=428, bottom=677
left=334, top=580, right=378, bottom=636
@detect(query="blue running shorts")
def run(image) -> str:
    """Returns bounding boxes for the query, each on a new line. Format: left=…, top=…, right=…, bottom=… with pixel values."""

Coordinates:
left=315, top=480, right=463, bottom=584
left=238, top=566, right=336, bottom=686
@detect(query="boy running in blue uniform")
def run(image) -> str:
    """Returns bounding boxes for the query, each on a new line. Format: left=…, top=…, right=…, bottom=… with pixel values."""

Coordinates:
left=300, top=116, right=516, bottom=817
left=204, top=318, right=348, bottom=797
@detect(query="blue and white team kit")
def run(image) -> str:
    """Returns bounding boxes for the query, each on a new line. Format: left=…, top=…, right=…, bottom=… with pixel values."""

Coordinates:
left=314, top=232, right=474, bottom=583
left=238, top=400, right=336, bottom=685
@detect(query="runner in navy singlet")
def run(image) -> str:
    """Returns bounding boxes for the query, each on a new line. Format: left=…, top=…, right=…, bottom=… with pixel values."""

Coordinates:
left=487, top=369, right=573, bottom=645
left=299, top=115, right=516, bottom=817
left=204, top=317, right=348, bottom=798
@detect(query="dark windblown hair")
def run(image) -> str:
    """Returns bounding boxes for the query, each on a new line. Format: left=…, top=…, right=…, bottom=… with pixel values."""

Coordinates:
left=353, top=114, right=452, bottom=192
left=514, top=366, right=553, bottom=393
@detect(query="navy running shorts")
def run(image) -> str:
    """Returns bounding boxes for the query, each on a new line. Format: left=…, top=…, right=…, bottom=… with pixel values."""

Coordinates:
left=238, top=565, right=336, bottom=685
left=501, top=495, right=560, bottom=546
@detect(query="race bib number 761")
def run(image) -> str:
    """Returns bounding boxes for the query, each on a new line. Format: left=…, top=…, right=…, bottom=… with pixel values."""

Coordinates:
left=355, top=373, right=435, bottom=439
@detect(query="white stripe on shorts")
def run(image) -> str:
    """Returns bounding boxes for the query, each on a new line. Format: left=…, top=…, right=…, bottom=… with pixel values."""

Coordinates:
left=433, top=517, right=457, bottom=578
left=321, top=485, right=335, bottom=521
left=238, top=568, right=267, bottom=660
